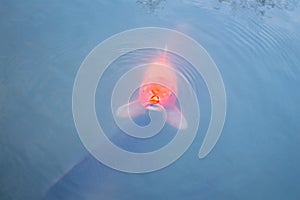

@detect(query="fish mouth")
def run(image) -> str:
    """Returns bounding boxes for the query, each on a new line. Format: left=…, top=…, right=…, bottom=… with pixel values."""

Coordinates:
left=149, top=95, right=160, bottom=104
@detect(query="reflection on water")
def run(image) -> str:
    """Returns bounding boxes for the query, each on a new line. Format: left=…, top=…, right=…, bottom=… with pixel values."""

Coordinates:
left=220, top=0, right=299, bottom=15
left=136, top=0, right=166, bottom=13
left=184, top=0, right=299, bottom=16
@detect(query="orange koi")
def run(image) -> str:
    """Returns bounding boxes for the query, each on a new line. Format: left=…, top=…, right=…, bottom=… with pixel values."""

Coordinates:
left=117, top=53, right=187, bottom=129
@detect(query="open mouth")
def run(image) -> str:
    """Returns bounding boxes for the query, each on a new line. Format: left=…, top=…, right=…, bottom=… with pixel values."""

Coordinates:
left=149, top=95, right=160, bottom=104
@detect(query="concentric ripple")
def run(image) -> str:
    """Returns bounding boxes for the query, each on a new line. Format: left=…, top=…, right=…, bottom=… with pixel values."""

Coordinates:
left=72, top=27, right=226, bottom=173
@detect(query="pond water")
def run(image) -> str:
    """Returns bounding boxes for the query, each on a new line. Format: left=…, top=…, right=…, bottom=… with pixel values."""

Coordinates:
left=0, top=0, right=300, bottom=199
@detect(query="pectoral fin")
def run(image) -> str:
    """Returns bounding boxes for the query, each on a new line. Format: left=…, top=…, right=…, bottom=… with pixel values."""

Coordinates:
left=117, top=100, right=146, bottom=118
left=166, top=106, right=187, bottom=130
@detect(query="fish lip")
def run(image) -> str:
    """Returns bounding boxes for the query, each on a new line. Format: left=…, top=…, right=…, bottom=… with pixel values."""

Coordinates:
left=143, top=102, right=163, bottom=111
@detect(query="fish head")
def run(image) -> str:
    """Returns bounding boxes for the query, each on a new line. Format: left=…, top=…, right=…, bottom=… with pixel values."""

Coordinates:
left=139, top=83, right=176, bottom=109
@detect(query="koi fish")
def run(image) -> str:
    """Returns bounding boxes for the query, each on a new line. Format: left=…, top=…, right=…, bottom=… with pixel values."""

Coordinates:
left=117, top=54, right=187, bottom=129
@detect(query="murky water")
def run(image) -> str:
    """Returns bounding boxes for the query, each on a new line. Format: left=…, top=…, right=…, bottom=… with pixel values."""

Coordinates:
left=0, top=0, right=299, bottom=199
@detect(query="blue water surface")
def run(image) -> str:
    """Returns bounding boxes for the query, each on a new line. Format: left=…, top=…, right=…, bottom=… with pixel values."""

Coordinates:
left=0, top=0, right=300, bottom=199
